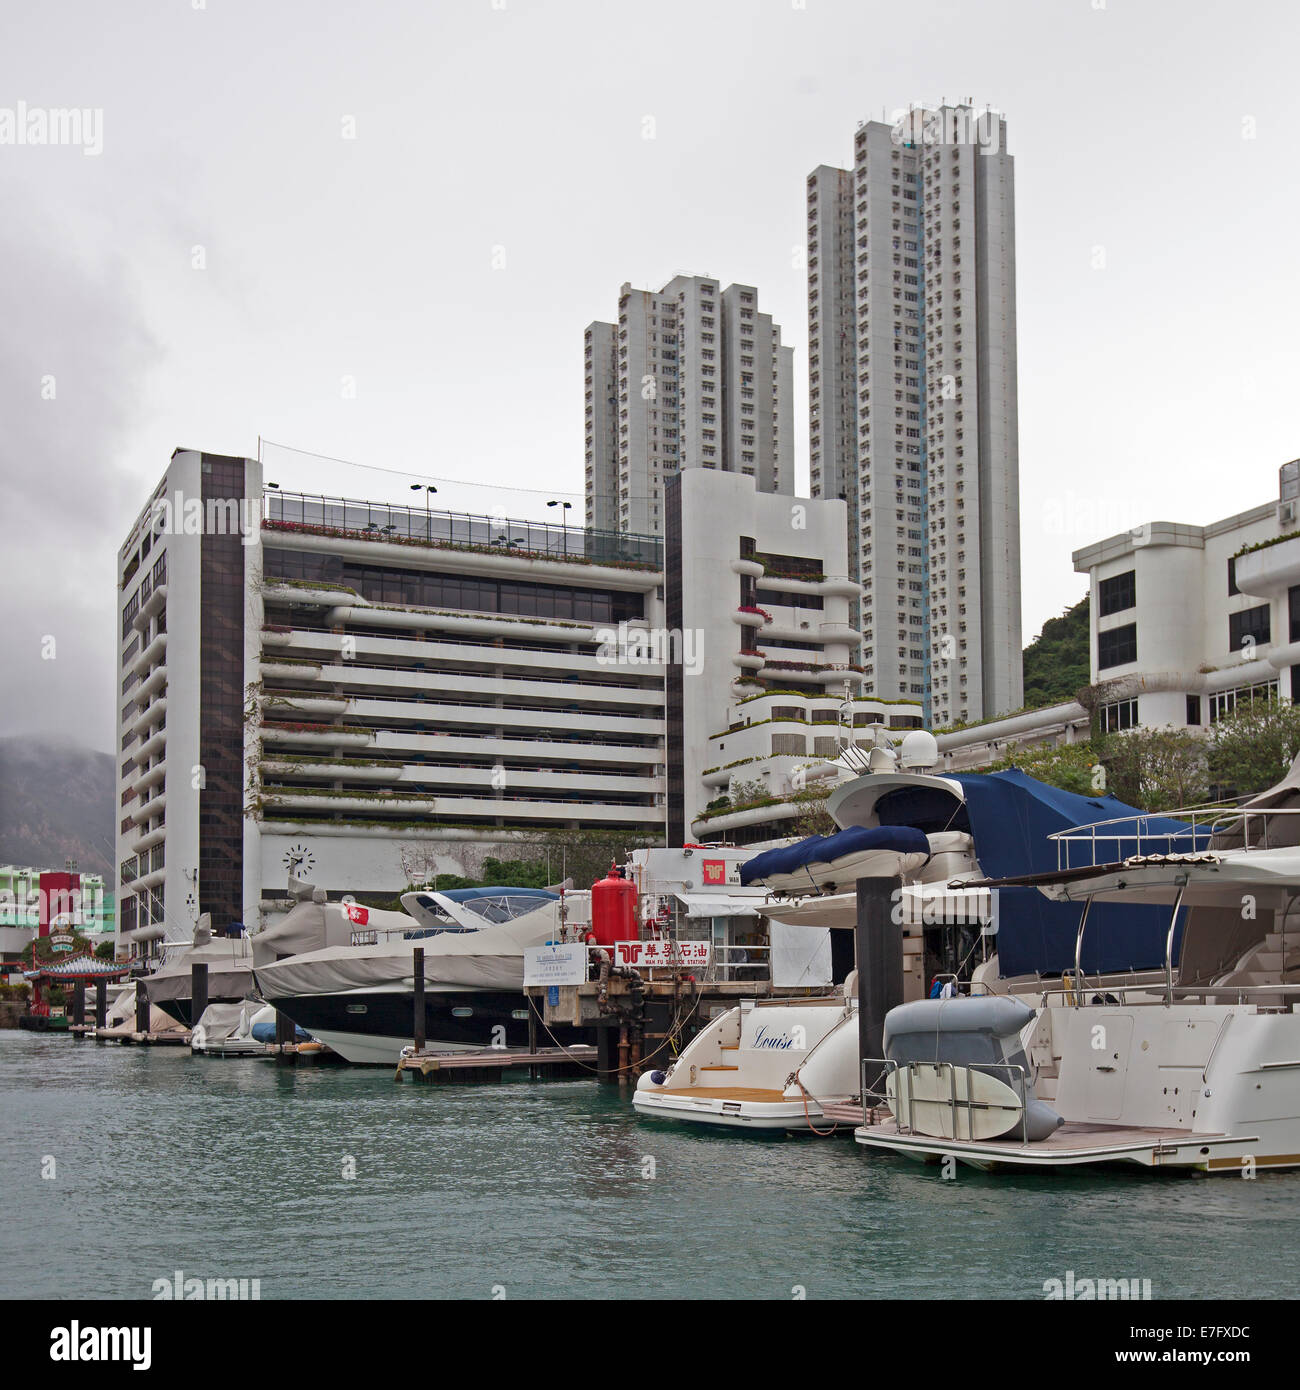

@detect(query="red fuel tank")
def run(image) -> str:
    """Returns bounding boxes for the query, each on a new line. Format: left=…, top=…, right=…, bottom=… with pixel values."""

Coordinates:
left=589, top=864, right=636, bottom=950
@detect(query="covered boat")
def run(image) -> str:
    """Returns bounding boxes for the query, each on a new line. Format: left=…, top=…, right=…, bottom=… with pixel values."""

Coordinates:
left=252, top=887, right=587, bottom=1065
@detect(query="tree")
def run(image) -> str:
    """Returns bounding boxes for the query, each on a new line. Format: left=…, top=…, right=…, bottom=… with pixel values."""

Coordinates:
left=1207, top=698, right=1300, bottom=799
left=788, top=784, right=836, bottom=838
left=1099, top=727, right=1208, bottom=811
left=729, top=777, right=768, bottom=806
left=990, top=729, right=1209, bottom=812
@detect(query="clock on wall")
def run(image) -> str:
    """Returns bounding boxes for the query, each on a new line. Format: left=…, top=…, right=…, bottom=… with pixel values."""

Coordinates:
left=283, top=843, right=316, bottom=880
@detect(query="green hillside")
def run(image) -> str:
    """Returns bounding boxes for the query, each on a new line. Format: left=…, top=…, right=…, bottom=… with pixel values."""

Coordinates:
left=1022, top=594, right=1090, bottom=708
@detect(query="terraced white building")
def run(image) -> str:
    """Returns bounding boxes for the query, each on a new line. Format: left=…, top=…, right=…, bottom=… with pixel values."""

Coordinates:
left=115, top=450, right=878, bottom=945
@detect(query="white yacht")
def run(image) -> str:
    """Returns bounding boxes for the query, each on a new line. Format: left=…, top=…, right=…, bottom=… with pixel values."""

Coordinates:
left=633, top=987, right=864, bottom=1130
left=635, top=741, right=1192, bottom=1131
left=252, top=886, right=587, bottom=1065
left=855, top=773, right=1300, bottom=1173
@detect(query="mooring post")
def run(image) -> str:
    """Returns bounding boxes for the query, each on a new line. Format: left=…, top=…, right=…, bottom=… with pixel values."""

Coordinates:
left=856, top=875, right=903, bottom=1098
left=191, top=961, right=208, bottom=1031
left=412, top=947, right=426, bottom=1054
left=135, top=981, right=150, bottom=1036
left=274, top=1008, right=295, bottom=1061
left=596, top=1025, right=617, bottom=1084
left=527, top=1001, right=538, bottom=1080
left=95, top=978, right=107, bottom=1030
left=72, top=979, right=86, bottom=1028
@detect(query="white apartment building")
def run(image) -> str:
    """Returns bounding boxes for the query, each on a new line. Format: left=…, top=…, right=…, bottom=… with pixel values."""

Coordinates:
left=1079, top=459, right=1300, bottom=731
left=933, top=459, right=1300, bottom=771
left=585, top=276, right=794, bottom=538
left=666, top=470, right=930, bottom=846
left=808, top=105, right=1022, bottom=727
left=115, top=452, right=863, bottom=947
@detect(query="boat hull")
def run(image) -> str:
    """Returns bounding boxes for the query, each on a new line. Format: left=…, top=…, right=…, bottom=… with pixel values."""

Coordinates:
left=633, top=1089, right=846, bottom=1131
left=270, top=988, right=589, bottom=1066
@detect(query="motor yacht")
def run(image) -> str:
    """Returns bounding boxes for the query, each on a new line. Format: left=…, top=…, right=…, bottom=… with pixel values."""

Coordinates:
left=635, top=746, right=1200, bottom=1131
left=854, top=765, right=1300, bottom=1172
left=252, top=886, right=588, bottom=1065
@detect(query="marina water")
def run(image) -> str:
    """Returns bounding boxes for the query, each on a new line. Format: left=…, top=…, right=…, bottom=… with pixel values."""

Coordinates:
left=2, top=1032, right=1294, bottom=1301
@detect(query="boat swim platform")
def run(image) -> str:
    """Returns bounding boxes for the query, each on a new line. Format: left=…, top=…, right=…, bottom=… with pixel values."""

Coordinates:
left=395, top=1045, right=599, bottom=1084
left=817, top=1103, right=1248, bottom=1170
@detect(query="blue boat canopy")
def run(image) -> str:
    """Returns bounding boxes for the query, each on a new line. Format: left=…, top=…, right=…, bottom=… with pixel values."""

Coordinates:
left=740, top=825, right=930, bottom=886
left=740, top=769, right=1207, bottom=977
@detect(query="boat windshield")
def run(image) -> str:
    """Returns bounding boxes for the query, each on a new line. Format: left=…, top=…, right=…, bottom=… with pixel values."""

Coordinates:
left=457, top=893, right=553, bottom=925
left=401, top=889, right=554, bottom=936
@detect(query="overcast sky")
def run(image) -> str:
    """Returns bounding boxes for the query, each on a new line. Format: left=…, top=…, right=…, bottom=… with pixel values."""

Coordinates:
left=4, top=0, right=1298, bottom=754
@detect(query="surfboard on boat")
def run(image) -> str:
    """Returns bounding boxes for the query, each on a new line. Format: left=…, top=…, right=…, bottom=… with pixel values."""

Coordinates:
left=887, top=1061, right=1026, bottom=1142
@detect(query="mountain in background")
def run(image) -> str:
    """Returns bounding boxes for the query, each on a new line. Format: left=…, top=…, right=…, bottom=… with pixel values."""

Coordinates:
left=1022, top=594, right=1091, bottom=709
left=0, top=736, right=115, bottom=878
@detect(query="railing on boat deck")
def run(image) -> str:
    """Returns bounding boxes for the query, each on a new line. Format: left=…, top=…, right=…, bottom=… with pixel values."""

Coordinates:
left=862, top=1057, right=1031, bottom=1145
left=1049, top=802, right=1300, bottom=872
left=1036, top=982, right=1300, bottom=1010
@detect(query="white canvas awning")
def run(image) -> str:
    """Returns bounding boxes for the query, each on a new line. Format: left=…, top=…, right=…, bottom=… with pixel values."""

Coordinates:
left=896, top=883, right=993, bottom=926
left=675, top=893, right=765, bottom=919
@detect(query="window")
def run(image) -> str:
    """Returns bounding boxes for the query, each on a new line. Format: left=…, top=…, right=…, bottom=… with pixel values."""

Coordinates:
left=1100, top=698, right=1137, bottom=732
left=1098, top=622, right=1137, bottom=670
left=1098, top=569, right=1135, bottom=617
left=1228, top=604, right=1270, bottom=653
left=1209, top=679, right=1278, bottom=723
left=1227, top=556, right=1239, bottom=597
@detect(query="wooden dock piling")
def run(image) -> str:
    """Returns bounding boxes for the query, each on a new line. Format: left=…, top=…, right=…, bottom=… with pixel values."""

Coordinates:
left=191, top=961, right=208, bottom=1028
left=412, top=947, right=426, bottom=1052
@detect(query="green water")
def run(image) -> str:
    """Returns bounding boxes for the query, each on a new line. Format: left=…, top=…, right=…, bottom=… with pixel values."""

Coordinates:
left=1, top=1031, right=1295, bottom=1300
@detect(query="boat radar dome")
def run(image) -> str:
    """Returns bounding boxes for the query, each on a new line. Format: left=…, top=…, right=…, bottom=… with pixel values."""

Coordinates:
left=898, top=730, right=939, bottom=771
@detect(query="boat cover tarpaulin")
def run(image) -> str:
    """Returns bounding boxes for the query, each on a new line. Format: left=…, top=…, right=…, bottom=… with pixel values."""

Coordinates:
left=951, top=770, right=1204, bottom=977
left=255, top=943, right=526, bottom=998
left=147, top=935, right=255, bottom=1004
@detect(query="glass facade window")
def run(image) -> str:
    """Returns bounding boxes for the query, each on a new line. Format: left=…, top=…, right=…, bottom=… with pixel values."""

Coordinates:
left=1228, top=604, right=1270, bottom=653
left=1098, top=569, right=1135, bottom=617
left=1100, top=698, right=1138, bottom=732
left=1097, top=622, right=1137, bottom=670
left=263, top=550, right=641, bottom=625
left=1208, top=679, right=1278, bottom=723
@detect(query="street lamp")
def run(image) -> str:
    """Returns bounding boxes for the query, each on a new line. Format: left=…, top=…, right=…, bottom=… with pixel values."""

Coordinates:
left=548, top=499, right=573, bottom=556
left=410, top=483, right=437, bottom=541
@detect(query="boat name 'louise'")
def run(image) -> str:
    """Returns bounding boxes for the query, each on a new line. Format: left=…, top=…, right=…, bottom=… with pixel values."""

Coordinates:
left=751, top=1026, right=796, bottom=1050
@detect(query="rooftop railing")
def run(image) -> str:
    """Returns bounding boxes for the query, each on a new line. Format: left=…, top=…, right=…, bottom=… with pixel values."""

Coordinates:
left=265, top=491, right=662, bottom=570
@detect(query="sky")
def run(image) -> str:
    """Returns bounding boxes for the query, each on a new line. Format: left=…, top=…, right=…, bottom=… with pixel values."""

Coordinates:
left=3, top=0, right=1298, bottom=754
